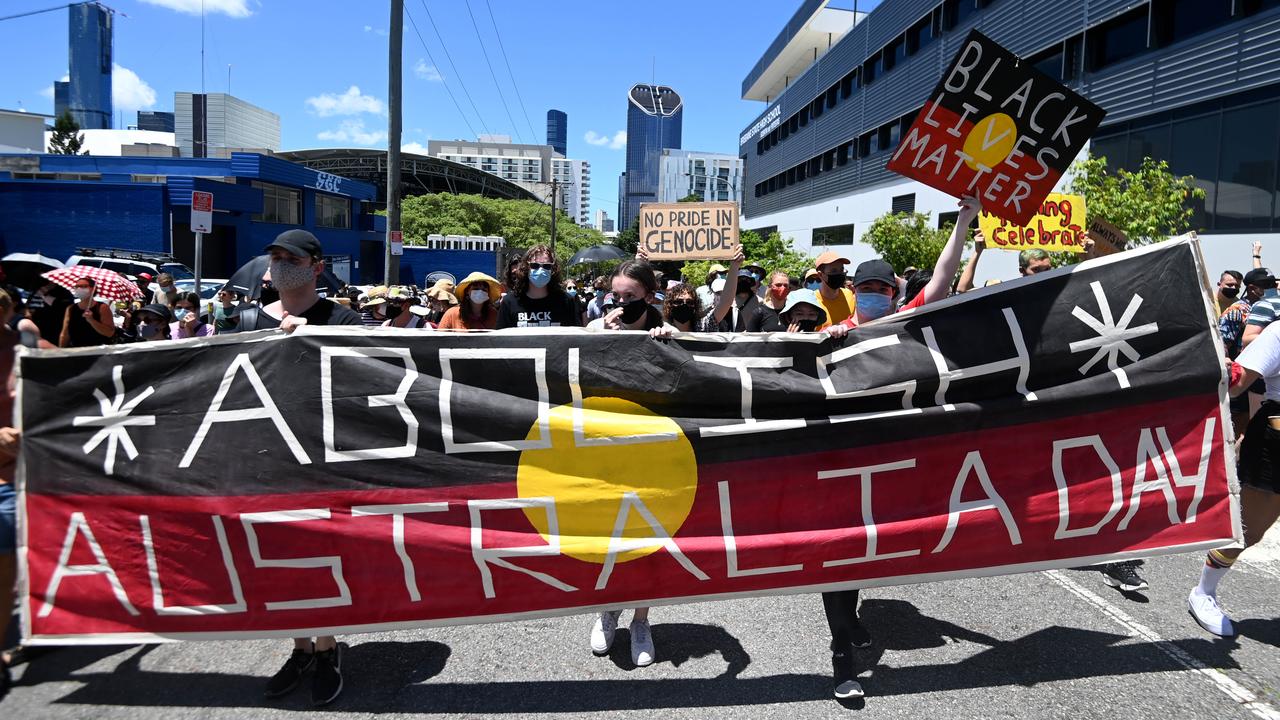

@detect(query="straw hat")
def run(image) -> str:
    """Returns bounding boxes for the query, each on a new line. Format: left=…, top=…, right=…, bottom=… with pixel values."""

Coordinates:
left=456, top=272, right=500, bottom=303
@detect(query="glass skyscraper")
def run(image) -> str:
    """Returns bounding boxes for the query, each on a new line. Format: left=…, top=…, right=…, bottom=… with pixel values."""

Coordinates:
left=54, top=2, right=113, bottom=129
left=546, top=109, right=567, bottom=156
left=619, top=84, right=682, bottom=230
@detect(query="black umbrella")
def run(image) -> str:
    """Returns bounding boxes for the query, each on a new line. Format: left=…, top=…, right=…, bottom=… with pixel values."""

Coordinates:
left=225, top=255, right=344, bottom=299
left=566, top=244, right=630, bottom=266
left=1, top=252, right=65, bottom=291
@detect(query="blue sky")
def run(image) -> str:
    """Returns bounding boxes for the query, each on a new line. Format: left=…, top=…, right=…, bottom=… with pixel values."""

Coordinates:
left=0, top=0, right=858, bottom=220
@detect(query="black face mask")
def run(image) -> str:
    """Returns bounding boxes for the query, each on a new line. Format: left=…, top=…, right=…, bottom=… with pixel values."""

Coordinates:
left=258, top=284, right=279, bottom=305
left=385, top=304, right=404, bottom=319
left=824, top=272, right=847, bottom=289
left=619, top=297, right=648, bottom=324
left=795, top=318, right=819, bottom=333
left=1221, top=286, right=1240, bottom=299
left=426, top=309, right=444, bottom=323
left=737, top=278, right=755, bottom=295
left=669, top=304, right=696, bottom=325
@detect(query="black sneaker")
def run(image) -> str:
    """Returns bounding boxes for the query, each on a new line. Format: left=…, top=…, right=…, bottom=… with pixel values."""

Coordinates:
left=1102, top=562, right=1149, bottom=592
left=831, top=650, right=863, bottom=699
left=849, top=618, right=872, bottom=648
left=264, top=647, right=315, bottom=698
left=311, top=644, right=343, bottom=706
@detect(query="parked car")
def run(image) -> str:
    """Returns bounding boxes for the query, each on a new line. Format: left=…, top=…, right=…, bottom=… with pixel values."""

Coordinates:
left=66, top=252, right=193, bottom=282
left=174, top=278, right=227, bottom=301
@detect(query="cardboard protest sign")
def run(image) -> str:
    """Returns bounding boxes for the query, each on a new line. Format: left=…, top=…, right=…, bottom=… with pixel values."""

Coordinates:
left=639, top=201, right=739, bottom=260
left=17, top=237, right=1236, bottom=644
left=979, top=193, right=1087, bottom=253
left=1087, top=217, right=1129, bottom=256
left=887, top=30, right=1105, bottom=225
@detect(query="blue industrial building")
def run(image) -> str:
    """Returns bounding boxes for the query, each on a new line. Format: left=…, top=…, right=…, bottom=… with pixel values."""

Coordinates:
left=0, top=152, right=390, bottom=283
left=54, top=2, right=113, bottom=130
left=546, top=109, right=568, bottom=157
left=619, top=84, right=683, bottom=230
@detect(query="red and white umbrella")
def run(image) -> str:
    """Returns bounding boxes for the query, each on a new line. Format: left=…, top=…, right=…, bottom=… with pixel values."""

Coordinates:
left=42, top=265, right=144, bottom=303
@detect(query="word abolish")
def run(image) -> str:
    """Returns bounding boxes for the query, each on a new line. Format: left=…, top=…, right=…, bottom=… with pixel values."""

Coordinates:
left=979, top=193, right=1087, bottom=253
left=887, top=30, right=1104, bottom=225
left=639, top=201, right=740, bottom=260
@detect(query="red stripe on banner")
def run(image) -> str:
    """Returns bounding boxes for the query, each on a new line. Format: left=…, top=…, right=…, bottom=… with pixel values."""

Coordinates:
left=22, top=394, right=1234, bottom=641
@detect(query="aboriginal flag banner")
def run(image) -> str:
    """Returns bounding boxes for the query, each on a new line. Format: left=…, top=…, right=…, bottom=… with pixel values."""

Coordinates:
left=886, top=30, right=1105, bottom=225
left=18, top=238, right=1238, bottom=644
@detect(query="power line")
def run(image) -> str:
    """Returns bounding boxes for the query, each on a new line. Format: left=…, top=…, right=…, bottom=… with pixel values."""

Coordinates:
left=404, top=4, right=479, bottom=141
left=483, top=0, right=539, bottom=145
left=463, top=0, right=525, bottom=144
left=0, top=2, right=74, bottom=23
left=419, top=0, right=491, bottom=139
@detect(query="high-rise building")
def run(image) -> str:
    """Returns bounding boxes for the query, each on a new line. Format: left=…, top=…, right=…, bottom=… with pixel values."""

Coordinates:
left=619, top=84, right=682, bottom=230
left=429, top=136, right=591, bottom=225
left=175, top=92, right=281, bottom=158
left=137, top=111, right=175, bottom=133
left=546, top=109, right=567, bottom=156
left=594, top=209, right=615, bottom=233
left=658, top=149, right=744, bottom=205
left=53, top=2, right=113, bottom=129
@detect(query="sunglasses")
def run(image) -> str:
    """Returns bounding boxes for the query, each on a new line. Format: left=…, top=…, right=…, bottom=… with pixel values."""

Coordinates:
left=527, top=262, right=554, bottom=271
left=668, top=299, right=693, bottom=308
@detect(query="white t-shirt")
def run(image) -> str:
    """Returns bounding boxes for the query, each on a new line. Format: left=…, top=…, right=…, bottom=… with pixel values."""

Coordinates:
left=1236, top=321, right=1280, bottom=401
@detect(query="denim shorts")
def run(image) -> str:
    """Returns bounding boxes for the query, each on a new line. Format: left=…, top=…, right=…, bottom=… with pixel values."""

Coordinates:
left=0, top=482, right=14, bottom=554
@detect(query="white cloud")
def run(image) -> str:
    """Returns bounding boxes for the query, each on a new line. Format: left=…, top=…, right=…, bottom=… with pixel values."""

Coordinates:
left=139, top=0, right=252, bottom=18
left=413, top=59, right=442, bottom=82
left=401, top=141, right=429, bottom=155
left=112, top=65, right=157, bottom=111
left=305, top=86, right=385, bottom=117
left=585, top=130, right=626, bottom=150
left=364, top=25, right=388, bottom=37
left=317, top=119, right=387, bottom=146
left=39, top=74, right=69, bottom=100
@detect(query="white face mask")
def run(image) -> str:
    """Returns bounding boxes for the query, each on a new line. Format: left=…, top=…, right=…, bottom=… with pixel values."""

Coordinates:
left=469, top=288, right=490, bottom=305
left=269, top=260, right=315, bottom=292
left=72, top=288, right=91, bottom=300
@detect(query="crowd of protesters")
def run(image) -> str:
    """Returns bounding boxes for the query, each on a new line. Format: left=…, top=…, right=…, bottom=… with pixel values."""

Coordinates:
left=0, top=200, right=1276, bottom=707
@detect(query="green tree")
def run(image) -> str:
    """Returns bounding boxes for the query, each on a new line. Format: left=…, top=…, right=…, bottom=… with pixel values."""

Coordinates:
left=677, top=193, right=702, bottom=203
left=615, top=217, right=639, bottom=255
left=861, top=211, right=964, bottom=274
left=398, top=193, right=607, bottom=258
left=48, top=110, right=86, bottom=155
left=1068, top=152, right=1205, bottom=244
left=678, top=230, right=812, bottom=285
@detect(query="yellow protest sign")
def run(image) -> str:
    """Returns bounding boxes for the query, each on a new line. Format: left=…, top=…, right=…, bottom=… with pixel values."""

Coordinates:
left=978, top=193, right=1087, bottom=254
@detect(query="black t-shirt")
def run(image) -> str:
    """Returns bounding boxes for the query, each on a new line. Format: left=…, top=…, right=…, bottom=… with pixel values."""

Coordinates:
left=240, top=298, right=362, bottom=330
left=495, top=292, right=583, bottom=329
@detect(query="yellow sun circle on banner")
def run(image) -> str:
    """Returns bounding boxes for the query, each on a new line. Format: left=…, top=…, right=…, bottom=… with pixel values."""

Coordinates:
left=962, top=112, right=1019, bottom=171
left=517, top=397, right=698, bottom=565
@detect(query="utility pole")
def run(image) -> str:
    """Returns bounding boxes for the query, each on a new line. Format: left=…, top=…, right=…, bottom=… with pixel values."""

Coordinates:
left=549, top=178, right=558, bottom=259
left=385, top=0, right=403, bottom=285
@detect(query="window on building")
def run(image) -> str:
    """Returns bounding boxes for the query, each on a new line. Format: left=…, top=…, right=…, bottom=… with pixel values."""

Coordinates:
left=1028, top=43, right=1066, bottom=81
left=316, top=192, right=350, bottom=230
left=837, top=141, right=853, bottom=166
left=864, top=52, right=881, bottom=85
left=858, top=133, right=872, bottom=158
left=826, top=85, right=839, bottom=110
left=1127, top=120, right=1172, bottom=169
left=251, top=181, right=301, bottom=224
left=822, top=149, right=836, bottom=172
left=1090, top=132, right=1129, bottom=172
left=813, top=223, right=855, bottom=246
left=937, top=210, right=960, bottom=229
left=1170, top=113, right=1221, bottom=230
left=1086, top=7, right=1150, bottom=72
left=942, top=0, right=980, bottom=30
left=789, top=114, right=800, bottom=133
left=907, top=15, right=935, bottom=54
left=799, top=107, right=810, bottom=126
left=1242, top=0, right=1280, bottom=15
left=1215, top=101, right=1279, bottom=230
left=840, top=70, right=858, bottom=99
left=892, top=194, right=916, bottom=214
left=1152, top=0, right=1233, bottom=48
left=812, top=95, right=825, bottom=119
left=884, top=37, right=907, bottom=72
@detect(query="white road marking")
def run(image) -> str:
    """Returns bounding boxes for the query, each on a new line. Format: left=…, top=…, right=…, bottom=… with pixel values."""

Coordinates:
left=1043, top=569, right=1280, bottom=720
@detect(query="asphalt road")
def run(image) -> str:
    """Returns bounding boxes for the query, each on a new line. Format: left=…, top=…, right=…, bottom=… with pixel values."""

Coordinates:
left=5, top=531, right=1279, bottom=720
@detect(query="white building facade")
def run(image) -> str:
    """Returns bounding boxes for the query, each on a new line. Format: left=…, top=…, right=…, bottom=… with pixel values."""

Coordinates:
left=175, top=92, right=280, bottom=158
left=429, top=136, right=591, bottom=225
left=658, top=149, right=744, bottom=205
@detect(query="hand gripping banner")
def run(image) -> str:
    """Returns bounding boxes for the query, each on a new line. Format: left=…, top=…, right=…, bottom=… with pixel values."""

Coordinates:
left=17, top=237, right=1239, bottom=643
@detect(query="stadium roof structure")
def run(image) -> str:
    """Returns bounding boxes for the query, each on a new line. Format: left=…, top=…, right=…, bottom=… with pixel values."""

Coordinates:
left=276, top=148, right=542, bottom=204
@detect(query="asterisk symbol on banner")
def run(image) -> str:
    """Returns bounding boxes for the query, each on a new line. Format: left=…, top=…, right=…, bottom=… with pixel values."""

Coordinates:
left=72, top=365, right=157, bottom=476
left=1068, top=281, right=1159, bottom=389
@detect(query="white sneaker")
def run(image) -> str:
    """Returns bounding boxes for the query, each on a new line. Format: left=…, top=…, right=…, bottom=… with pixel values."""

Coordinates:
left=590, top=610, right=621, bottom=655
left=1188, top=588, right=1235, bottom=637
left=630, top=618, right=655, bottom=667
left=834, top=679, right=865, bottom=699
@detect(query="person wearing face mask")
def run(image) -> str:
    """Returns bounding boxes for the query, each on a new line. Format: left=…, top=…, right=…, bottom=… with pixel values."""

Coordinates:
left=779, top=288, right=828, bottom=333
left=381, top=287, right=429, bottom=329
left=423, top=283, right=457, bottom=327
left=656, top=282, right=717, bottom=333
left=495, top=245, right=582, bottom=329
left=437, top=272, right=499, bottom=330
left=233, top=229, right=361, bottom=336
left=802, top=268, right=823, bottom=293
left=812, top=251, right=855, bottom=329
left=151, top=273, right=179, bottom=307
left=586, top=276, right=610, bottom=321
left=696, top=263, right=729, bottom=308
left=133, top=303, right=174, bottom=342
left=170, top=292, right=214, bottom=339
left=1216, top=270, right=1243, bottom=315
left=59, top=277, right=116, bottom=347
left=714, top=258, right=772, bottom=333
left=760, top=271, right=790, bottom=330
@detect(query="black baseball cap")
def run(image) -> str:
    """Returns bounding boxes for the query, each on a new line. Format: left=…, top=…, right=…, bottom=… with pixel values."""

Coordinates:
left=1245, top=268, right=1276, bottom=288
left=265, top=229, right=323, bottom=259
left=852, top=259, right=897, bottom=293
left=135, top=303, right=173, bottom=323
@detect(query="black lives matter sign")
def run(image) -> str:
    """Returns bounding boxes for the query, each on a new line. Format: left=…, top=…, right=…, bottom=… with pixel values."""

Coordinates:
left=887, top=30, right=1105, bottom=225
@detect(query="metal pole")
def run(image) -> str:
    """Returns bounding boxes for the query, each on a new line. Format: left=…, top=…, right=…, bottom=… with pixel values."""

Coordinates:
left=385, top=0, right=403, bottom=285
left=550, top=179, right=558, bottom=258
left=194, top=231, right=203, bottom=296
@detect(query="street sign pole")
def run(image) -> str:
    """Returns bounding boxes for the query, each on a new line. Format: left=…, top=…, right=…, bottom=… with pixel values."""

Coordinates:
left=385, top=0, right=403, bottom=285
left=190, top=190, right=214, bottom=296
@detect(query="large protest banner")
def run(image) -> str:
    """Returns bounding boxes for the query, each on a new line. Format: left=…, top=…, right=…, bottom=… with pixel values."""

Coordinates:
left=886, top=30, right=1105, bottom=225
left=18, top=238, right=1237, bottom=644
